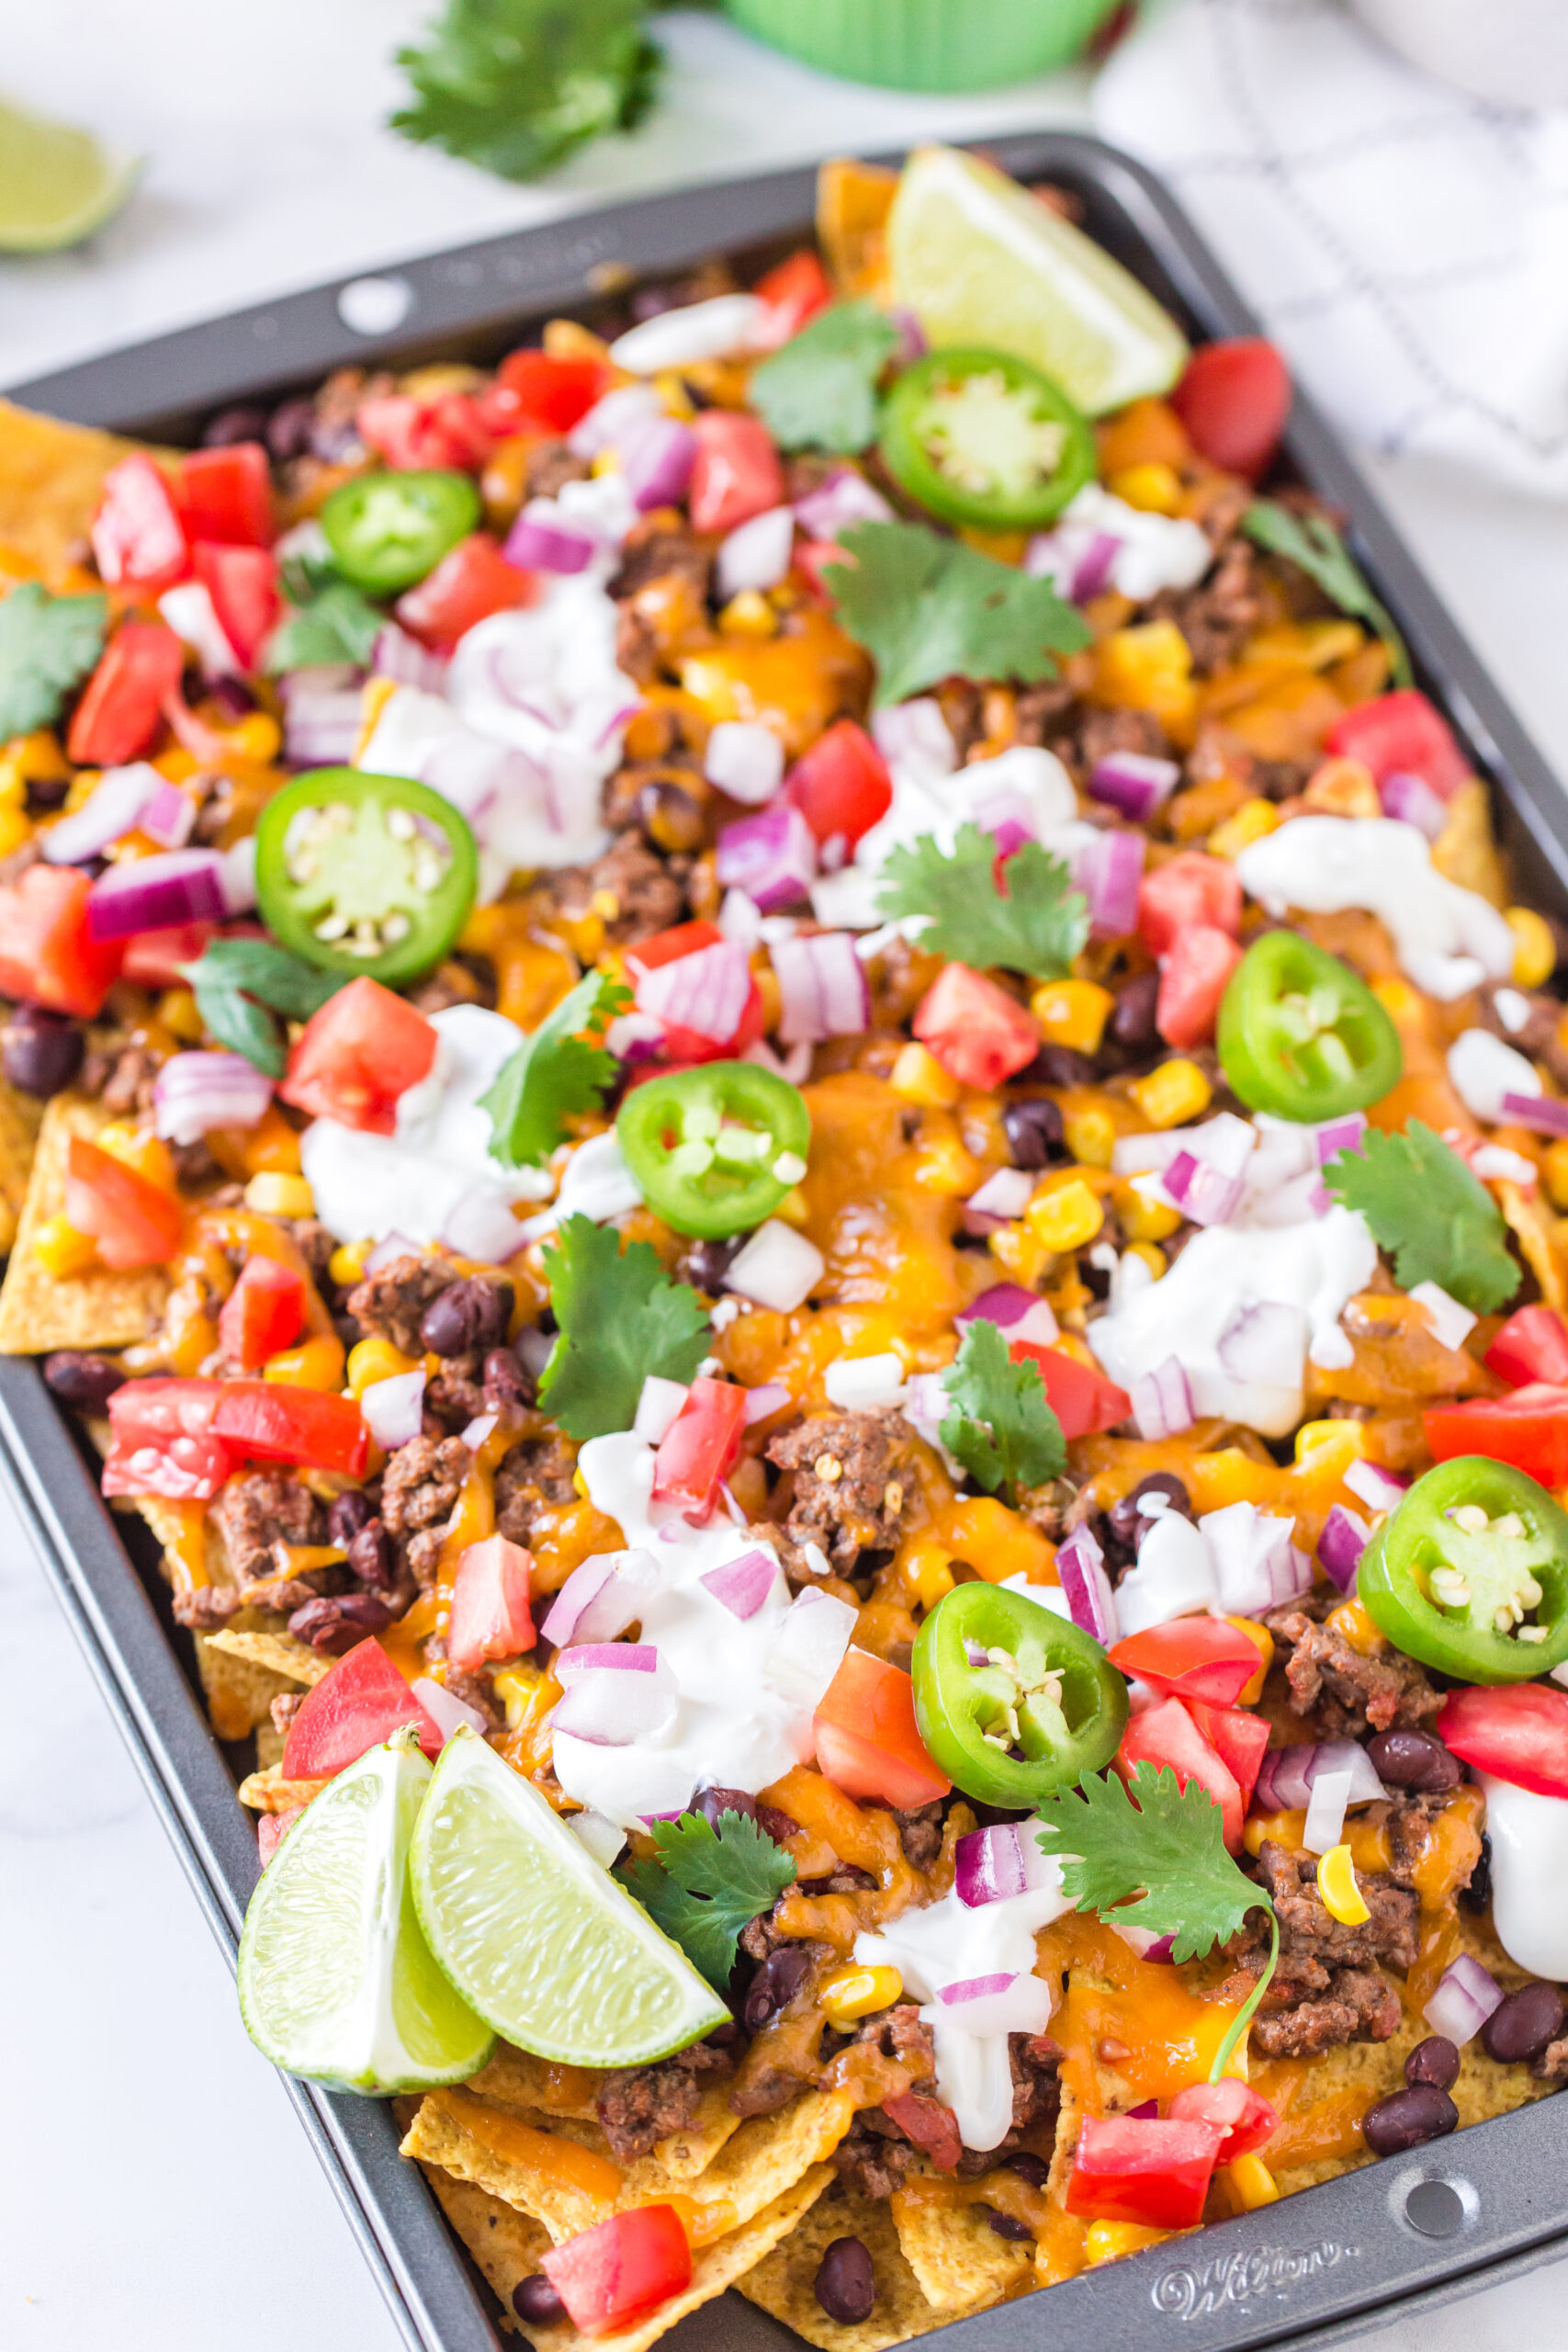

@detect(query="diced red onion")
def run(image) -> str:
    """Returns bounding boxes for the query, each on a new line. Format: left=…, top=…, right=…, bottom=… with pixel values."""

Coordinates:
left=605, top=1009, right=667, bottom=1064
left=542, top=1550, right=660, bottom=1649
left=441, top=1184, right=527, bottom=1264
left=1109, top=1925, right=1176, bottom=1965
left=773, top=931, right=868, bottom=1045
left=771, top=1588, right=857, bottom=1709
left=705, top=720, right=785, bottom=805
left=1164, top=1149, right=1245, bottom=1228
left=461, top=1412, right=499, bottom=1451
left=870, top=697, right=955, bottom=777
left=566, top=1808, right=626, bottom=1867
left=793, top=467, right=894, bottom=541
left=373, top=624, right=447, bottom=691
left=86, top=848, right=228, bottom=941
left=1317, top=1503, right=1371, bottom=1592
left=503, top=498, right=598, bottom=574
left=1070, top=531, right=1122, bottom=601
left=1130, top=1357, right=1194, bottom=1442
left=552, top=1647, right=678, bottom=1746
left=964, top=1170, right=1034, bottom=1223
left=1253, top=1739, right=1384, bottom=1818
left=1202, top=1500, right=1311, bottom=1616
left=152, top=1051, right=273, bottom=1145
left=931, top=1973, right=1055, bottom=2038
left=699, top=1547, right=779, bottom=1620
left=360, top=1369, right=425, bottom=1450
left=620, top=415, right=698, bottom=512
left=558, top=1642, right=660, bottom=1677
left=609, top=293, right=765, bottom=374
left=1303, top=1767, right=1354, bottom=1854
left=220, top=835, right=258, bottom=915
left=1088, top=752, right=1180, bottom=821
left=743, top=1382, right=790, bottom=1425
left=891, top=307, right=928, bottom=364
left=715, top=802, right=817, bottom=913
left=1502, top=1091, right=1568, bottom=1136
left=568, top=384, right=663, bottom=459
left=410, top=1676, right=488, bottom=1746
left=159, top=581, right=239, bottom=681
left=634, top=1376, right=689, bottom=1445
left=43, top=763, right=188, bottom=865
left=1344, top=1458, right=1410, bottom=1514
left=1056, top=1521, right=1119, bottom=1647
left=955, top=1285, right=1060, bottom=1349
left=364, top=1231, right=422, bottom=1276
left=972, top=786, right=1039, bottom=859
left=1314, top=1112, right=1367, bottom=1166
left=824, top=1352, right=906, bottom=1410
left=955, top=1824, right=1028, bottom=1907
left=716, top=506, right=795, bottom=600
left=1423, top=1953, right=1504, bottom=2046
left=1215, top=1300, right=1307, bottom=1386
left=281, top=667, right=367, bottom=765
left=1074, top=829, right=1145, bottom=940
left=726, top=1219, right=824, bottom=1313
left=1381, top=769, right=1448, bottom=842
left=635, top=937, right=754, bottom=1045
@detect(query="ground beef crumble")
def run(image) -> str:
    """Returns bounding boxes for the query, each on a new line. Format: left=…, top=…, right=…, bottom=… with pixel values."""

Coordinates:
left=595, top=2041, right=733, bottom=2162
left=494, top=1433, right=579, bottom=1547
left=1263, top=1589, right=1441, bottom=1737
left=544, top=830, right=687, bottom=946
left=380, top=1434, right=470, bottom=1589
left=765, top=1411, right=916, bottom=1569
left=209, top=1467, right=324, bottom=1586
left=346, top=1254, right=458, bottom=1360
left=1218, top=1838, right=1416, bottom=2057
left=1145, top=538, right=1260, bottom=673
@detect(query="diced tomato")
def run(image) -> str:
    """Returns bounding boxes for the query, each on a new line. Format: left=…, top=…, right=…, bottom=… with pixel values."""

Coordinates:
left=211, top=1382, right=368, bottom=1479
left=101, top=1429, right=231, bottom=1502
left=794, top=539, right=845, bottom=601
left=1185, top=1701, right=1270, bottom=1815
left=218, top=1255, right=307, bottom=1370
left=1485, top=1306, right=1568, bottom=1390
left=1109, top=1619, right=1263, bottom=1709
left=1066, top=2113, right=1226, bottom=2229
left=1167, top=2078, right=1280, bottom=2164
left=448, top=1534, right=536, bottom=1672
left=121, top=920, right=216, bottom=989
left=394, top=532, right=533, bottom=650
left=1325, top=689, right=1470, bottom=801
left=1438, top=1683, right=1568, bottom=1800
left=491, top=349, right=609, bottom=435
left=1425, top=1385, right=1568, bottom=1488
left=282, top=1638, right=442, bottom=1779
left=750, top=250, right=834, bottom=350
left=1170, top=339, right=1292, bottom=478
left=107, top=1375, right=223, bottom=1446
left=192, top=541, right=279, bottom=669
left=785, top=718, right=893, bottom=850
left=90, top=453, right=187, bottom=590
left=815, top=1647, right=951, bottom=1809
left=175, top=442, right=274, bottom=547
left=882, top=2091, right=962, bottom=2173
left=1137, top=853, right=1242, bottom=953
left=1119, top=1694, right=1245, bottom=1852
left=280, top=977, right=437, bottom=1135
left=914, top=963, right=1039, bottom=1091
left=1009, top=1341, right=1130, bottom=1439
left=357, top=392, right=491, bottom=473
left=687, top=411, right=785, bottom=536
left=65, top=1137, right=184, bottom=1270
left=66, top=618, right=186, bottom=766
left=1156, top=923, right=1244, bottom=1050
left=257, top=1805, right=307, bottom=1867
left=0, top=864, right=124, bottom=1018
left=540, top=2205, right=693, bottom=2339
left=660, top=982, right=766, bottom=1067
left=651, top=1377, right=748, bottom=1521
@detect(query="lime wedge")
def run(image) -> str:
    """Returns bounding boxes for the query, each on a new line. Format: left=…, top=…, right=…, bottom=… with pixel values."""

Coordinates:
left=238, top=1730, right=494, bottom=2095
left=411, top=1726, right=728, bottom=2066
left=0, top=95, right=143, bottom=254
left=887, top=144, right=1189, bottom=416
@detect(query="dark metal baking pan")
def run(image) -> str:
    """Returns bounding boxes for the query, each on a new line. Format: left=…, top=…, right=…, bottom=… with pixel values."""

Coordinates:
left=6, top=129, right=1568, bottom=2352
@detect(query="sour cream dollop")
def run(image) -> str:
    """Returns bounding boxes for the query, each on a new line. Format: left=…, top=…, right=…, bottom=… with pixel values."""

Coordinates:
left=1475, top=1772, right=1568, bottom=1980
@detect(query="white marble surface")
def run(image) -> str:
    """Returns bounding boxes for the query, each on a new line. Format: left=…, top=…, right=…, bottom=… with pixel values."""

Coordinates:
left=3, top=7, right=1568, bottom=2348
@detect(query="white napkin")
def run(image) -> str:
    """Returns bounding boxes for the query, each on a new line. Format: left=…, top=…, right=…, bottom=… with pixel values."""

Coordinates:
left=1093, top=0, right=1568, bottom=497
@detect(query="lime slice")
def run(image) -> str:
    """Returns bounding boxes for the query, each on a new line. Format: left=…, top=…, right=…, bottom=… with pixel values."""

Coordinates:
left=411, top=1726, right=728, bottom=2066
left=238, top=1730, right=494, bottom=2094
left=887, top=144, right=1189, bottom=417
left=0, top=95, right=143, bottom=254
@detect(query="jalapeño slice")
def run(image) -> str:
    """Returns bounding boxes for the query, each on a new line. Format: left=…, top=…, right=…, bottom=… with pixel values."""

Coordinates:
left=616, top=1062, right=811, bottom=1239
left=879, top=347, right=1095, bottom=531
left=321, top=469, right=480, bottom=595
left=1359, top=1457, right=1568, bottom=1683
left=255, top=768, right=478, bottom=985
left=911, top=1579, right=1128, bottom=1808
left=1217, top=931, right=1402, bottom=1122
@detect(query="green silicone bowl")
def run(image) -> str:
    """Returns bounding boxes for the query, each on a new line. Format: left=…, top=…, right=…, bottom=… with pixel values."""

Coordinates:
left=722, top=0, right=1121, bottom=93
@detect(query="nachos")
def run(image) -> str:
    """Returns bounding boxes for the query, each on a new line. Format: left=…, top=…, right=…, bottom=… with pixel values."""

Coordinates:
left=5, top=140, right=1568, bottom=2350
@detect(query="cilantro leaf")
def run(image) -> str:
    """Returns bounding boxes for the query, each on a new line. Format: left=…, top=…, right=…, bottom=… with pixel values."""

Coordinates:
left=750, top=301, right=900, bottom=456
left=824, top=521, right=1090, bottom=709
left=0, top=582, right=108, bottom=741
left=264, top=578, right=385, bottom=673
left=391, top=0, right=662, bottom=182
left=876, top=825, right=1088, bottom=980
left=481, top=971, right=631, bottom=1170
left=178, top=938, right=344, bottom=1078
left=539, top=1213, right=711, bottom=1441
left=620, top=1810, right=796, bottom=1988
left=1242, top=500, right=1412, bottom=690
left=941, top=1317, right=1066, bottom=1498
left=1323, top=1119, right=1519, bottom=1313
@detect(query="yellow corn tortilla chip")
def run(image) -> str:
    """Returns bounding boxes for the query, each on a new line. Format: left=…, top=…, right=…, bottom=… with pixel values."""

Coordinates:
left=889, top=2170, right=1032, bottom=2312
left=0, top=1093, right=170, bottom=1351
left=204, top=1628, right=332, bottom=1687
left=460, top=2046, right=737, bottom=2177
left=254, top=1722, right=288, bottom=1773
left=0, top=400, right=159, bottom=577
left=1432, top=778, right=1508, bottom=907
left=1499, top=1180, right=1567, bottom=1313
left=739, top=2175, right=997, bottom=2352
left=0, top=1077, right=43, bottom=1252
left=236, top=1763, right=322, bottom=1813
left=647, top=2082, right=745, bottom=2182
left=195, top=1627, right=299, bottom=1741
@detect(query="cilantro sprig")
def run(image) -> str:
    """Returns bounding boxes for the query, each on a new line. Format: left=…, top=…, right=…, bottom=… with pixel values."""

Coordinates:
left=750, top=301, right=900, bottom=457
left=538, top=1214, right=711, bottom=1441
left=178, top=938, right=344, bottom=1078
left=391, top=0, right=662, bottom=181
left=876, top=825, right=1089, bottom=980
left=620, top=1809, right=796, bottom=1988
left=264, top=576, right=385, bottom=673
left=1242, top=500, right=1412, bottom=689
left=1323, top=1119, right=1519, bottom=1314
left=1035, top=1763, right=1279, bottom=2082
left=0, top=582, right=108, bottom=741
left=481, top=970, right=630, bottom=1170
left=941, top=1317, right=1066, bottom=1499
left=824, top=521, right=1090, bottom=708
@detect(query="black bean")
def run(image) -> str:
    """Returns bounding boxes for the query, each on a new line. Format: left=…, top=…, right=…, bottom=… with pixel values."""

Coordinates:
left=2, top=1006, right=84, bottom=1098
left=1361, top=2084, right=1459, bottom=2157
left=1482, top=1981, right=1564, bottom=2065
left=512, top=2275, right=567, bottom=2326
left=755, top=1804, right=799, bottom=1844
left=1109, top=1473, right=1194, bottom=1553
left=1002, top=2151, right=1051, bottom=2189
left=683, top=1237, right=739, bottom=1294
left=1021, top=1045, right=1096, bottom=1089
left=346, top=1517, right=398, bottom=1591
left=24, top=773, right=70, bottom=813
left=42, top=1350, right=127, bottom=1410
left=328, top=1489, right=374, bottom=1548
left=1111, top=971, right=1160, bottom=1052
left=202, top=403, right=269, bottom=447
left=265, top=396, right=317, bottom=463
left=208, top=674, right=257, bottom=719
left=815, top=2236, right=875, bottom=2325
left=696, top=1786, right=758, bottom=1830
left=743, top=1944, right=811, bottom=2032
left=1405, top=2036, right=1461, bottom=2092
left=1460, top=1831, right=1493, bottom=1917
left=1367, top=1728, right=1461, bottom=1793
left=482, top=1345, right=536, bottom=1414
left=420, top=1277, right=513, bottom=1358
left=288, top=1592, right=396, bottom=1654
left=983, top=2206, right=1032, bottom=2241
left=1002, top=1096, right=1066, bottom=1170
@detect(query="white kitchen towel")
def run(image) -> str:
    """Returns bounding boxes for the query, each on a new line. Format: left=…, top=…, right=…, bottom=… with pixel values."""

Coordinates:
left=1093, top=0, right=1568, bottom=496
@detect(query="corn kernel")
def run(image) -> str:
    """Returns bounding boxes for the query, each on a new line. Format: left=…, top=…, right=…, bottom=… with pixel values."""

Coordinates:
left=1506, top=905, right=1556, bottom=989
left=1027, top=1176, right=1103, bottom=1252
left=34, top=1214, right=98, bottom=1277
left=1117, top=1176, right=1182, bottom=1243
left=0, top=806, right=31, bottom=858
left=1030, top=978, right=1113, bottom=1055
left=157, top=986, right=204, bottom=1042
left=1062, top=1102, right=1116, bottom=1169
left=590, top=449, right=620, bottom=478
left=1129, top=1057, right=1212, bottom=1130
left=347, top=1337, right=417, bottom=1396
left=1245, top=1809, right=1305, bottom=1859
left=1544, top=1139, right=1568, bottom=1212
left=820, top=1965, right=903, bottom=2028
left=988, top=1223, right=1053, bottom=1286
left=890, top=1043, right=960, bottom=1110
left=1208, top=797, right=1279, bottom=860
left=905, top=1542, right=957, bottom=1612
left=1316, top=1843, right=1371, bottom=1925
left=95, top=1123, right=176, bottom=1188
left=264, top=1334, right=346, bottom=1390
left=218, top=712, right=281, bottom=764
left=718, top=590, right=777, bottom=639
left=6, top=727, right=69, bottom=783
left=1226, top=2154, right=1280, bottom=2211
left=774, top=1187, right=809, bottom=1227
left=1108, top=461, right=1183, bottom=515
left=244, top=1171, right=315, bottom=1216
left=329, top=1238, right=374, bottom=1288
left=1125, top=1239, right=1167, bottom=1280
left=1294, top=1417, right=1361, bottom=1465
left=0, top=756, right=24, bottom=809
left=652, top=370, right=695, bottom=420
left=1227, top=1617, right=1274, bottom=1705
left=1084, top=2221, right=1168, bottom=2266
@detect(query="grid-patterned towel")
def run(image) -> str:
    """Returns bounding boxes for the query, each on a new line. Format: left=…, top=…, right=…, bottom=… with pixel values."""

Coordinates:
left=1093, top=0, right=1568, bottom=496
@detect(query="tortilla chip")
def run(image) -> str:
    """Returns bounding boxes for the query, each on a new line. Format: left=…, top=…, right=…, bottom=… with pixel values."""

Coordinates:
left=458, top=2046, right=739, bottom=2182
left=1432, top=779, right=1508, bottom=907
left=194, top=1627, right=300, bottom=1740
left=1499, top=1180, right=1567, bottom=1312
left=236, top=1763, right=323, bottom=1813
left=0, top=1093, right=169, bottom=1351
left=739, top=2176, right=992, bottom=2352
left=647, top=2082, right=746, bottom=2183
left=0, top=1077, right=42, bottom=1250
left=889, top=2170, right=1032, bottom=2311
left=0, top=401, right=159, bottom=578
left=205, top=1628, right=332, bottom=1687
left=421, top=2165, right=555, bottom=2324
left=254, top=1723, right=287, bottom=1772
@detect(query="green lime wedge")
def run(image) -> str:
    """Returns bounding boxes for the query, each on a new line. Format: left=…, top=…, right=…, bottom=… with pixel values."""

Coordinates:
left=887, top=144, right=1189, bottom=417
left=0, top=95, right=143, bottom=254
left=411, top=1726, right=728, bottom=2066
left=238, top=1729, right=494, bottom=2095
